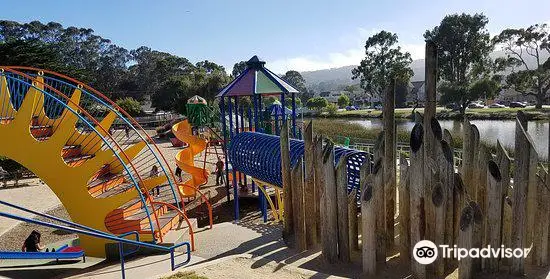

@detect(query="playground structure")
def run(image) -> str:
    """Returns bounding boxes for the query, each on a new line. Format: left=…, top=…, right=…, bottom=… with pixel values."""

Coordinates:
left=217, top=55, right=302, bottom=219
left=171, top=119, right=209, bottom=199
left=0, top=67, right=211, bottom=260
left=220, top=48, right=550, bottom=279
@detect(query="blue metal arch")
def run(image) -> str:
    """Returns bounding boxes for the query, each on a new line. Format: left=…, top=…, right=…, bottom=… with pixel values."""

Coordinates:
left=1, top=73, right=158, bottom=240
left=228, top=132, right=369, bottom=200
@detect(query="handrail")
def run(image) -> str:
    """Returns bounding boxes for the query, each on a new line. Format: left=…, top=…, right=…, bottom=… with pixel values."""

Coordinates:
left=151, top=201, right=195, bottom=251
left=1, top=69, right=163, bottom=242
left=0, top=211, right=191, bottom=279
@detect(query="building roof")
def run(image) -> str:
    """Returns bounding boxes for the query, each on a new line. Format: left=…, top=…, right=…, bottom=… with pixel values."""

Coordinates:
left=216, top=56, right=300, bottom=97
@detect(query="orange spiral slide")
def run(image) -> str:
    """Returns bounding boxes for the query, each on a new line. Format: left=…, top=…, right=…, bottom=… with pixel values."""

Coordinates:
left=172, top=120, right=209, bottom=198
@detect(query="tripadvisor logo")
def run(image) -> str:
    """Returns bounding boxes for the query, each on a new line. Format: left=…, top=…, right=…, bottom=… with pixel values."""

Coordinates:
left=413, top=240, right=531, bottom=265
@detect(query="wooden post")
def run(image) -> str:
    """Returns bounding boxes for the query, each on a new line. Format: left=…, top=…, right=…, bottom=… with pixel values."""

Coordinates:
left=348, top=189, right=358, bottom=252
left=424, top=40, right=437, bottom=125
left=336, top=155, right=351, bottom=262
left=458, top=205, right=474, bottom=279
left=533, top=172, right=549, bottom=266
left=475, top=144, right=489, bottom=239
left=511, top=113, right=538, bottom=275
left=314, top=136, right=323, bottom=242
left=321, top=142, right=338, bottom=263
left=502, top=196, right=513, bottom=267
left=409, top=123, right=425, bottom=278
left=484, top=160, right=504, bottom=272
left=398, top=156, right=411, bottom=264
left=461, top=119, right=475, bottom=197
left=373, top=141, right=386, bottom=264
left=440, top=135, right=455, bottom=272
left=470, top=201, right=483, bottom=273
left=281, top=122, right=293, bottom=243
left=362, top=173, right=377, bottom=275
left=497, top=140, right=512, bottom=267
left=432, top=181, right=446, bottom=277
left=304, top=121, right=317, bottom=248
left=454, top=173, right=465, bottom=246
left=292, top=158, right=307, bottom=251
left=384, top=79, right=397, bottom=248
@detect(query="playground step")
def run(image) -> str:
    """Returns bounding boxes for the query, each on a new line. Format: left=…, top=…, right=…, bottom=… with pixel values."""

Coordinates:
left=88, top=174, right=127, bottom=197
left=61, top=145, right=82, bottom=158
left=30, top=125, right=52, bottom=138
left=65, top=154, right=95, bottom=166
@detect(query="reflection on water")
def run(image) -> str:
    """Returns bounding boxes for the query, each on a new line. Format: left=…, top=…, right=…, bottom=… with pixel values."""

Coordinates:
left=350, top=119, right=549, bottom=160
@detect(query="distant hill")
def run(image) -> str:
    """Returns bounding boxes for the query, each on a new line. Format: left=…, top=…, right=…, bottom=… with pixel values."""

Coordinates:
left=300, top=50, right=549, bottom=92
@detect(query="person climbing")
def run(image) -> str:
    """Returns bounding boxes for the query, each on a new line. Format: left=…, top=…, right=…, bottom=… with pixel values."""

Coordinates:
left=124, top=126, right=130, bottom=139
left=21, top=230, right=44, bottom=252
left=175, top=165, right=183, bottom=182
left=149, top=165, right=160, bottom=196
left=214, top=157, right=224, bottom=186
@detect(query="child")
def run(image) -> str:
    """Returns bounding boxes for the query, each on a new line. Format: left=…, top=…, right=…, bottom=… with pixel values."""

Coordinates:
left=214, top=157, right=224, bottom=186
left=22, top=230, right=44, bottom=252
left=175, top=165, right=183, bottom=182
left=150, top=165, right=160, bottom=196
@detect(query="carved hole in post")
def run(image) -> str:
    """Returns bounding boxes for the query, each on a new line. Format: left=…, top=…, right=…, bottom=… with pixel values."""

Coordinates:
left=432, top=182, right=444, bottom=207
left=441, top=140, right=453, bottom=163
left=430, top=117, right=442, bottom=141
left=373, top=158, right=382, bottom=175
left=469, top=201, right=483, bottom=224
left=460, top=206, right=473, bottom=231
left=410, top=123, right=424, bottom=153
left=363, top=183, right=373, bottom=202
left=488, top=160, right=502, bottom=182
left=322, top=141, right=334, bottom=163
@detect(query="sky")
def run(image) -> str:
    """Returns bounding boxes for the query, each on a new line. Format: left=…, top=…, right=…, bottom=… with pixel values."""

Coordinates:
left=1, top=0, right=549, bottom=74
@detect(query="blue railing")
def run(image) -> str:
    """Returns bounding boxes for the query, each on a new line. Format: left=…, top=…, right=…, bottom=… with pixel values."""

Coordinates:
left=0, top=210, right=191, bottom=279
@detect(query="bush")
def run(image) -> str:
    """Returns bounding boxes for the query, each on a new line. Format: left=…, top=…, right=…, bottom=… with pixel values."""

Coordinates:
left=116, top=97, right=142, bottom=117
left=326, top=103, right=338, bottom=115
left=337, top=94, right=350, bottom=108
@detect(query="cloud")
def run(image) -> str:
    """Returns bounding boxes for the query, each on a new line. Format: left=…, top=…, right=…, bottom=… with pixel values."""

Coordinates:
left=268, top=28, right=424, bottom=73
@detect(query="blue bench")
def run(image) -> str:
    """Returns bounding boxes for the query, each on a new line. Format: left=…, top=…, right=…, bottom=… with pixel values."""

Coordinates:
left=0, top=244, right=85, bottom=262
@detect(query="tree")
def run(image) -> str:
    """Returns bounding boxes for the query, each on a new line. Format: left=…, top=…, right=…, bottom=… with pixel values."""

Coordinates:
left=439, top=78, right=500, bottom=114
left=282, top=70, right=313, bottom=103
left=306, top=97, right=328, bottom=111
left=115, top=97, right=142, bottom=116
left=424, top=13, right=494, bottom=114
left=337, top=94, right=350, bottom=108
left=352, top=31, right=413, bottom=102
left=232, top=61, right=247, bottom=77
left=494, top=23, right=550, bottom=108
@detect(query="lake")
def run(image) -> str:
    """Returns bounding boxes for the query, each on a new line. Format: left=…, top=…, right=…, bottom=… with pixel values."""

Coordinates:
left=347, top=118, right=549, bottom=160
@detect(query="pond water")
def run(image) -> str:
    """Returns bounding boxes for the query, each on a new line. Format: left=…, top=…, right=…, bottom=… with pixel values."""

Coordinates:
left=348, top=118, right=549, bottom=160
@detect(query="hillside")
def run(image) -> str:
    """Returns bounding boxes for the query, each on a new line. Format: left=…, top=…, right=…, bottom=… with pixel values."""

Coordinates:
left=301, top=50, right=549, bottom=92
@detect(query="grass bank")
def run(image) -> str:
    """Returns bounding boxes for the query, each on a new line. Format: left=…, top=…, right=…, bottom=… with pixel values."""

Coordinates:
left=315, top=106, right=550, bottom=121
left=310, top=118, right=463, bottom=148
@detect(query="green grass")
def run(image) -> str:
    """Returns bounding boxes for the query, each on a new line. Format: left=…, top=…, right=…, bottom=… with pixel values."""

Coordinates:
left=311, top=118, right=464, bottom=149
left=161, top=272, right=208, bottom=279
